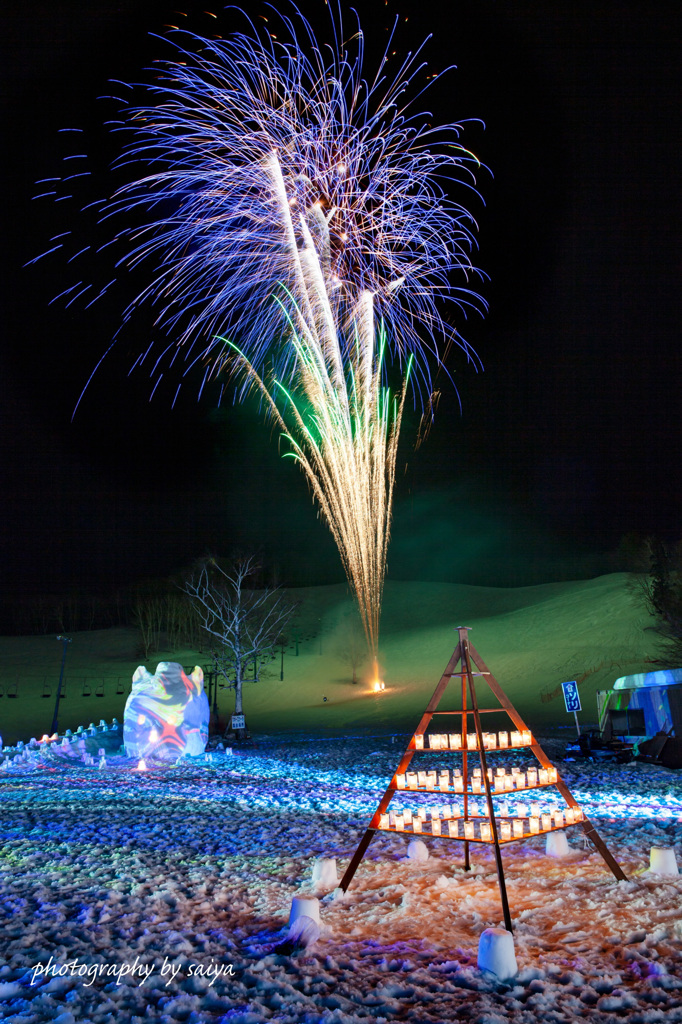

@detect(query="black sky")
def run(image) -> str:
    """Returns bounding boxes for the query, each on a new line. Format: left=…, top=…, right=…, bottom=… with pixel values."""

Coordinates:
left=2, top=0, right=681, bottom=599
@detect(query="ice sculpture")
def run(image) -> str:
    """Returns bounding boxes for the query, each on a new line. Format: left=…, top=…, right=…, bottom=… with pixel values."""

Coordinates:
left=124, top=662, right=209, bottom=761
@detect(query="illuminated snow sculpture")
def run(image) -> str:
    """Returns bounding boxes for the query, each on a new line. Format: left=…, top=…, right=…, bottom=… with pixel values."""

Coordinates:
left=124, top=662, right=209, bottom=761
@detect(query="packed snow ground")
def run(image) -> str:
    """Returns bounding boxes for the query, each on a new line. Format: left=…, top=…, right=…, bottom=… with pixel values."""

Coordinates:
left=1, top=734, right=681, bottom=1023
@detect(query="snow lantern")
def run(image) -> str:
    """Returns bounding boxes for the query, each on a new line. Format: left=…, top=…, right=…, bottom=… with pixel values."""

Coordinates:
left=289, top=896, right=321, bottom=927
left=649, top=847, right=679, bottom=875
left=478, top=927, right=518, bottom=980
left=123, top=662, right=209, bottom=761
left=312, top=858, right=339, bottom=889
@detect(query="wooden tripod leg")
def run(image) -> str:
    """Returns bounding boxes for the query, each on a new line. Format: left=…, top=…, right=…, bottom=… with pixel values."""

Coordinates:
left=339, top=828, right=376, bottom=892
left=579, top=817, right=628, bottom=881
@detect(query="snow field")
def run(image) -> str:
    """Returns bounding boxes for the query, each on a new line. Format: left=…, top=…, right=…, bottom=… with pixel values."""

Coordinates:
left=0, top=735, right=681, bottom=1023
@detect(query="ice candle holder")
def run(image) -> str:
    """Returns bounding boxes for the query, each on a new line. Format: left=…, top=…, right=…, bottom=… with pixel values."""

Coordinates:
left=499, top=731, right=509, bottom=748
left=414, top=734, right=424, bottom=750
left=530, top=817, right=540, bottom=834
left=396, top=774, right=406, bottom=789
left=447, top=819, right=459, bottom=838
left=464, top=821, right=475, bottom=840
left=541, top=813, right=552, bottom=830
left=513, top=819, right=524, bottom=838
left=407, top=772, right=418, bottom=790
left=450, top=734, right=462, bottom=750
left=480, top=821, right=492, bottom=842
left=467, top=733, right=478, bottom=750
left=500, top=821, right=512, bottom=841
left=510, top=731, right=522, bottom=747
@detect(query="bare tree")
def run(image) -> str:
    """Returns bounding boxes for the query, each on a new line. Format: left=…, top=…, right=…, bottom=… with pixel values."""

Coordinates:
left=337, top=605, right=366, bottom=683
left=180, top=556, right=296, bottom=734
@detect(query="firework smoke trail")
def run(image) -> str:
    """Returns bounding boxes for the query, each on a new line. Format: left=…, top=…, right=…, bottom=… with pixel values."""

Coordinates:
left=42, top=4, right=486, bottom=673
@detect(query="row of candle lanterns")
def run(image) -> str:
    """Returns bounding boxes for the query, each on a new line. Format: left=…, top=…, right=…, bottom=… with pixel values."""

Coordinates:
left=394, top=765, right=559, bottom=792
left=415, top=729, right=533, bottom=751
left=378, top=804, right=583, bottom=838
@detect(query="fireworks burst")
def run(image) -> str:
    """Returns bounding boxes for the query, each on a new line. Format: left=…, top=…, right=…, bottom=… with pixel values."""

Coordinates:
left=41, top=4, right=487, bottom=674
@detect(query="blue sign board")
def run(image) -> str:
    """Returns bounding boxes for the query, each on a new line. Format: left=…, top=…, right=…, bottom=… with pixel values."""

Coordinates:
left=561, top=680, right=582, bottom=713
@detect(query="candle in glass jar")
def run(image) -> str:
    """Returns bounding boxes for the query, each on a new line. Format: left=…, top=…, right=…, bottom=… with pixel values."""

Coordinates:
left=529, top=816, right=540, bottom=834
left=418, top=771, right=427, bottom=787
left=439, top=770, right=450, bottom=791
left=467, top=733, right=478, bottom=750
left=541, top=813, right=551, bottom=830
left=451, top=803, right=462, bottom=818
left=504, top=775, right=513, bottom=792
left=447, top=819, right=459, bottom=838
left=395, top=773, right=406, bottom=789
left=464, top=820, right=475, bottom=840
left=428, top=733, right=439, bottom=749
left=500, top=821, right=512, bottom=841
left=395, top=813, right=405, bottom=830
left=498, top=801, right=509, bottom=817
left=379, top=813, right=390, bottom=829
left=514, top=770, right=526, bottom=788
left=539, top=768, right=549, bottom=785
left=407, top=772, right=418, bottom=790
left=413, top=817, right=422, bottom=832
left=454, top=776, right=464, bottom=793
left=404, top=808, right=413, bottom=824
left=574, top=806, right=583, bottom=821
left=513, top=819, right=524, bottom=837
left=516, top=802, right=528, bottom=818
left=426, top=771, right=437, bottom=789
left=417, top=806, right=427, bottom=821
left=549, top=767, right=558, bottom=783
left=530, top=801, right=540, bottom=817
left=432, top=819, right=442, bottom=835
left=527, top=768, right=538, bottom=786
left=564, top=807, right=575, bottom=824
left=472, top=778, right=482, bottom=794
left=449, top=733, right=462, bottom=749
left=522, top=730, right=532, bottom=745
left=414, top=734, right=424, bottom=750
left=510, top=731, right=522, bottom=747
left=498, top=731, right=509, bottom=748
left=480, top=821, right=492, bottom=842
left=441, top=803, right=452, bottom=818
left=553, top=810, right=564, bottom=827
left=494, top=775, right=505, bottom=793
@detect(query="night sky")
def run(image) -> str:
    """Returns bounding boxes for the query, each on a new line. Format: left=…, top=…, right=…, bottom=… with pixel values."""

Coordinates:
left=2, top=0, right=681, bottom=601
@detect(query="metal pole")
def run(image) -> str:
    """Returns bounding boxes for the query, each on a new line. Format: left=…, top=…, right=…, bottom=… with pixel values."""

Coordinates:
left=50, top=636, right=71, bottom=736
left=573, top=709, right=581, bottom=737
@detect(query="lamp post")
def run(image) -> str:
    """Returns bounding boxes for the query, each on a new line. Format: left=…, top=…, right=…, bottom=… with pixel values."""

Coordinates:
left=51, top=635, right=72, bottom=736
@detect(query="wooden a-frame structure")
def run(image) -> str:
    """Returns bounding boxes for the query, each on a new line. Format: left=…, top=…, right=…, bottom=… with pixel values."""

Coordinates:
left=339, top=627, right=626, bottom=931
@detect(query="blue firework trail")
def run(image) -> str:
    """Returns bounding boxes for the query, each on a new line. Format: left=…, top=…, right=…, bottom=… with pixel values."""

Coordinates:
left=40, top=2, right=486, bottom=406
